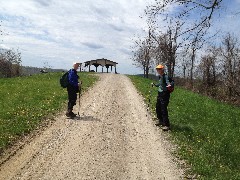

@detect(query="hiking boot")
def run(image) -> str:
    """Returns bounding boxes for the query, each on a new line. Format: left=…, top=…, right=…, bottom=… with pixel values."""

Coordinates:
left=66, top=109, right=76, bottom=118
left=162, top=126, right=170, bottom=131
left=66, top=111, right=71, bottom=117
left=155, top=122, right=163, bottom=127
left=69, top=111, right=77, bottom=117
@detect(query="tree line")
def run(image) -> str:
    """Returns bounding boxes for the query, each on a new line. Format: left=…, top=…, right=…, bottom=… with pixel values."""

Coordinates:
left=0, top=48, right=22, bottom=78
left=132, top=0, right=240, bottom=104
left=0, top=21, right=22, bottom=78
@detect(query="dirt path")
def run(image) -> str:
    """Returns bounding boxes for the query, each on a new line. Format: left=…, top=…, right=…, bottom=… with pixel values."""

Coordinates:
left=0, top=74, right=184, bottom=180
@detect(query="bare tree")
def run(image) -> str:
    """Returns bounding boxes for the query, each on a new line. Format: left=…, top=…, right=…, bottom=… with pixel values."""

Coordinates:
left=132, top=28, right=154, bottom=78
left=132, top=44, right=147, bottom=76
left=0, top=21, right=22, bottom=77
left=0, top=48, right=22, bottom=77
left=198, top=46, right=220, bottom=96
left=187, top=27, right=208, bottom=86
left=178, top=49, right=191, bottom=79
left=145, top=0, right=223, bottom=37
left=150, top=20, right=183, bottom=77
left=220, top=33, right=240, bottom=98
left=145, top=0, right=223, bottom=77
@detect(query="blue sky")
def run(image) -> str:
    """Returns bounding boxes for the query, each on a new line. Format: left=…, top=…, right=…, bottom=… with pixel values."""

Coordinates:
left=0, top=0, right=155, bottom=74
left=0, top=0, right=239, bottom=74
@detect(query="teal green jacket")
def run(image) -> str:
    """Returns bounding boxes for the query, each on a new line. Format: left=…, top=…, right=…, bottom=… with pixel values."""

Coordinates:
left=155, top=74, right=170, bottom=93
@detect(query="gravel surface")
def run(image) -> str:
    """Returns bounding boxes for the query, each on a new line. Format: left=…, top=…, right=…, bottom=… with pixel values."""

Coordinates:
left=0, top=73, right=184, bottom=180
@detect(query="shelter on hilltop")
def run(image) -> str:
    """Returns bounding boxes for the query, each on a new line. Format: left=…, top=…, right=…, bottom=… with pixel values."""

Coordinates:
left=84, top=58, right=118, bottom=73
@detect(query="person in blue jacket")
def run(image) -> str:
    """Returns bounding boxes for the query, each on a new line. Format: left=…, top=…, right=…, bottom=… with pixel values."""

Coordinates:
left=66, top=62, right=81, bottom=118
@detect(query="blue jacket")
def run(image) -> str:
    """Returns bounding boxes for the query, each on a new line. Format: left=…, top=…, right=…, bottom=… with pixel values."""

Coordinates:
left=68, top=69, right=79, bottom=88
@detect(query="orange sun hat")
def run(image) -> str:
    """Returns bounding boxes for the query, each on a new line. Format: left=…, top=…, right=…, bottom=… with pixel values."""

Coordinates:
left=155, top=64, right=164, bottom=69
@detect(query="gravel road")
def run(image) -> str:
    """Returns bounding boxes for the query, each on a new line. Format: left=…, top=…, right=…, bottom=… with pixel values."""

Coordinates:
left=0, top=73, right=184, bottom=180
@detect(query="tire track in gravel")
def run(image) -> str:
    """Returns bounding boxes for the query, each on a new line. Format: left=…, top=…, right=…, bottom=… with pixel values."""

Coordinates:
left=0, top=73, right=184, bottom=180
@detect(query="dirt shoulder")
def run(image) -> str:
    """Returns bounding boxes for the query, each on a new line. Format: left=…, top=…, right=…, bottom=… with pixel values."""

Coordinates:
left=0, top=73, right=184, bottom=180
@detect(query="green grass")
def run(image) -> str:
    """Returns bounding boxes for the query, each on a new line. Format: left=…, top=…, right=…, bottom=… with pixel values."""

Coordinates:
left=0, top=72, right=98, bottom=151
left=128, top=75, right=240, bottom=180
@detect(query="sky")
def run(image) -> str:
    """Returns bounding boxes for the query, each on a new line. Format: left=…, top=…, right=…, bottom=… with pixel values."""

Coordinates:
left=0, top=0, right=239, bottom=75
left=0, top=0, right=155, bottom=74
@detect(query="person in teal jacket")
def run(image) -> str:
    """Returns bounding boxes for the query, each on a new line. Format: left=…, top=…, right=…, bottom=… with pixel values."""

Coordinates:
left=152, top=64, right=172, bottom=131
left=66, top=62, right=81, bottom=118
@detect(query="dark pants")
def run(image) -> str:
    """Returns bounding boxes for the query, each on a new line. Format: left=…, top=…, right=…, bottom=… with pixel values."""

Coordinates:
left=67, top=85, right=78, bottom=110
left=156, top=91, right=170, bottom=127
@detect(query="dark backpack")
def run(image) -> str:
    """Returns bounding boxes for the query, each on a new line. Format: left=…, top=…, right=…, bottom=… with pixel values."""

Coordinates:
left=162, top=74, right=174, bottom=93
left=60, top=71, right=69, bottom=88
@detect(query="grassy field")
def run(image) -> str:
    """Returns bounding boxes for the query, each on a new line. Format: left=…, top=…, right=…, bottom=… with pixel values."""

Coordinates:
left=0, top=72, right=98, bottom=152
left=128, top=75, right=240, bottom=180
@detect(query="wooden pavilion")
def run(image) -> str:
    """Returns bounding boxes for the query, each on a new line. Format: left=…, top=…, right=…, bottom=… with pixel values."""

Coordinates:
left=84, top=58, right=118, bottom=73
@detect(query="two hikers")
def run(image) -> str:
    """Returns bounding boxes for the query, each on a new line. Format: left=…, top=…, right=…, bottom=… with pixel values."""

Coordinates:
left=66, top=62, right=81, bottom=118
left=63, top=62, right=172, bottom=130
left=152, top=64, right=172, bottom=131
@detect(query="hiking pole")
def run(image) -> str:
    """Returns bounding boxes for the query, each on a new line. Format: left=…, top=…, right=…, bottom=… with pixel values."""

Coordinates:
left=78, top=85, right=81, bottom=117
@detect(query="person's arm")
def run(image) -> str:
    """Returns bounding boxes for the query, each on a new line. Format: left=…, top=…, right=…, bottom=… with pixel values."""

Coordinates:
left=151, top=82, right=160, bottom=87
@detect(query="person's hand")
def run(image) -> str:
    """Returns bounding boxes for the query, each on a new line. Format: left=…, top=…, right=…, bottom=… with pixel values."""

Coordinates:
left=151, top=82, right=155, bottom=87
left=167, top=85, right=174, bottom=92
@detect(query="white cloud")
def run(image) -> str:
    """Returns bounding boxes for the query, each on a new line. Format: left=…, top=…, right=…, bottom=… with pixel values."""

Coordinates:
left=6, top=0, right=238, bottom=75
left=0, top=44, right=10, bottom=50
left=0, top=0, right=156, bottom=74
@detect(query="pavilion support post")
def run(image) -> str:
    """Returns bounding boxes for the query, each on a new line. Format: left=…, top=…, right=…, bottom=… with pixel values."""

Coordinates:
left=106, top=65, right=109, bottom=73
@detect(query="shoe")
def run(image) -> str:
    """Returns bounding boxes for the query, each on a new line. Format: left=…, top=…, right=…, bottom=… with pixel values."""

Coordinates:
left=66, top=111, right=71, bottom=117
left=69, top=112, right=77, bottom=117
left=162, top=126, right=170, bottom=131
left=66, top=110, right=76, bottom=118
left=155, top=122, right=163, bottom=127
